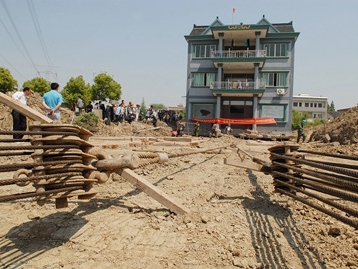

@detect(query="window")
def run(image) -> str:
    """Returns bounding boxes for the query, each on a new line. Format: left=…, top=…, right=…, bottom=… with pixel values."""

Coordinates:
left=192, top=73, right=216, bottom=87
left=293, top=102, right=298, bottom=107
left=261, top=105, right=286, bottom=122
left=263, top=43, right=288, bottom=57
left=305, top=103, right=309, bottom=107
left=193, top=45, right=217, bottom=58
left=318, top=103, right=323, bottom=108
left=262, top=73, right=287, bottom=87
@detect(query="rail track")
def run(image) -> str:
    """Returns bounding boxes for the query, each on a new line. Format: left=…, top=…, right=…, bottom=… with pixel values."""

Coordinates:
left=269, top=143, right=358, bottom=228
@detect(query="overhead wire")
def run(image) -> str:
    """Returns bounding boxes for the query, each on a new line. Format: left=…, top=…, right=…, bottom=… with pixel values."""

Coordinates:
left=0, top=16, right=34, bottom=71
left=26, top=0, right=57, bottom=80
left=0, top=0, right=41, bottom=76
left=0, top=52, right=27, bottom=80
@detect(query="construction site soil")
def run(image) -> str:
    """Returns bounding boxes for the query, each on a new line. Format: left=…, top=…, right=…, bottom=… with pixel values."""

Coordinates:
left=0, top=92, right=358, bottom=268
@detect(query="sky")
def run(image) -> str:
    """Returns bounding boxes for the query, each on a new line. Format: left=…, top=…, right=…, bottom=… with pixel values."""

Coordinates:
left=1, top=0, right=358, bottom=109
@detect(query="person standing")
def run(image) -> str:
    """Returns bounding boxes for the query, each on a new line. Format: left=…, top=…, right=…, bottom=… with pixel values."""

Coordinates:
left=99, top=101, right=106, bottom=119
left=11, top=87, right=32, bottom=139
left=86, top=101, right=93, bottom=113
left=42, top=82, right=63, bottom=122
left=194, top=121, right=200, bottom=137
left=76, top=96, right=83, bottom=115
left=297, top=120, right=307, bottom=143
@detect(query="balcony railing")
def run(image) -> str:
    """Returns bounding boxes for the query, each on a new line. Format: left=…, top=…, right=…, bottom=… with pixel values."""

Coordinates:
left=211, top=50, right=266, bottom=58
left=210, top=79, right=266, bottom=90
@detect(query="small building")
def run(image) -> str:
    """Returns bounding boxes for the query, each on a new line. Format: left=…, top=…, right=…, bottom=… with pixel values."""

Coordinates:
left=292, top=94, right=328, bottom=121
left=184, top=15, right=299, bottom=135
left=167, top=104, right=185, bottom=112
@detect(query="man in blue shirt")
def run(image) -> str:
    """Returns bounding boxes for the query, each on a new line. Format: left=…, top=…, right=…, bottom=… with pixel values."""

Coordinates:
left=42, top=82, right=63, bottom=122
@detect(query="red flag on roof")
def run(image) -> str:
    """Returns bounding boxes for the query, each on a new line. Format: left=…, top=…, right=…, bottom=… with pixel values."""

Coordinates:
left=232, top=7, right=236, bottom=13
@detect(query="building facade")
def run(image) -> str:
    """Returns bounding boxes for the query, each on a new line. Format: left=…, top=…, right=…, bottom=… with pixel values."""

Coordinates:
left=292, top=94, right=328, bottom=121
left=184, top=15, right=299, bottom=135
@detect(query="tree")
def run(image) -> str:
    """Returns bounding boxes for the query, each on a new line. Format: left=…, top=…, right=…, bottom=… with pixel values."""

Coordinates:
left=150, top=103, right=168, bottom=110
left=23, top=77, right=50, bottom=96
left=140, top=98, right=147, bottom=117
left=62, top=76, right=91, bottom=109
left=91, top=73, right=121, bottom=102
left=327, top=101, right=335, bottom=112
left=0, top=67, right=18, bottom=93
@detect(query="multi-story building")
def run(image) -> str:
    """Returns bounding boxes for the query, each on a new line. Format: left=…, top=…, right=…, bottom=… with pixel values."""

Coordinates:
left=184, top=15, right=299, bottom=135
left=292, top=94, right=328, bottom=121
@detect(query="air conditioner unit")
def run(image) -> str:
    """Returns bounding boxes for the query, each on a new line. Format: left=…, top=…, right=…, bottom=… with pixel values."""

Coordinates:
left=276, top=89, right=285, bottom=95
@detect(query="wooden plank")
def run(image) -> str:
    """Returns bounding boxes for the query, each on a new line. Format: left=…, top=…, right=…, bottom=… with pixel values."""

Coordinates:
left=119, top=168, right=189, bottom=215
left=163, top=137, right=193, bottom=142
left=0, top=92, right=52, bottom=123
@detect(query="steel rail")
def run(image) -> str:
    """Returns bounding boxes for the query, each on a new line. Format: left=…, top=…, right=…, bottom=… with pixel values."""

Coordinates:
left=271, top=152, right=358, bottom=178
left=0, top=172, right=82, bottom=186
left=274, top=178, right=358, bottom=218
left=0, top=145, right=80, bottom=151
left=275, top=187, right=358, bottom=229
left=297, top=149, right=358, bottom=161
left=272, top=161, right=358, bottom=191
left=305, top=159, right=358, bottom=170
left=0, top=160, right=82, bottom=172
left=272, top=170, right=358, bottom=203
left=0, top=186, right=83, bottom=203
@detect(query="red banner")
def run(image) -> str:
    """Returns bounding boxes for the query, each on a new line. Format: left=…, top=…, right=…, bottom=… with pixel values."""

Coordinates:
left=190, top=117, right=276, bottom=125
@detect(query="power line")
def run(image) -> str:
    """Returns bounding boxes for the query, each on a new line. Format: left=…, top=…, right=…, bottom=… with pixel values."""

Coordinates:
left=26, top=0, right=56, bottom=80
left=0, top=0, right=40, bottom=75
left=0, top=52, right=27, bottom=80
left=0, top=16, right=34, bottom=69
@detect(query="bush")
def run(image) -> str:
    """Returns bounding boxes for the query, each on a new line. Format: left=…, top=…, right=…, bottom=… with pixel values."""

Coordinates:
left=74, top=112, right=99, bottom=129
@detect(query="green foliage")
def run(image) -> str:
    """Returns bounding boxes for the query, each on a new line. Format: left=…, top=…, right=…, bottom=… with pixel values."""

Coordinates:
left=91, top=73, right=121, bottom=101
left=150, top=103, right=168, bottom=110
left=292, top=110, right=323, bottom=129
left=292, top=110, right=309, bottom=130
left=0, top=67, right=18, bottom=93
left=23, top=77, right=50, bottom=96
left=74, top=112, right=99, bottom=129
left=327, top=101, right=335, bottom=112
left=140, top=98, right=147, bottom=117
left=62, top=76, right=91, bottom=109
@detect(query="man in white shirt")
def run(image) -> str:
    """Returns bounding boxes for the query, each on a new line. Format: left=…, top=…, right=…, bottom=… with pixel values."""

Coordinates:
left=11, top=87, right=32, bottom=139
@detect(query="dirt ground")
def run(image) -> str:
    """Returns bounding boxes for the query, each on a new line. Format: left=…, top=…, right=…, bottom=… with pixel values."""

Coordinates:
left=0, top=94, right=358, bottom=268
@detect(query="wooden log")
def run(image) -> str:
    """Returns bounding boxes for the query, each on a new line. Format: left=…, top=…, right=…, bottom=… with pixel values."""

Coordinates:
left=118, top=168, right=189, bottom=215
left=0, top=92, right=52, bottom=123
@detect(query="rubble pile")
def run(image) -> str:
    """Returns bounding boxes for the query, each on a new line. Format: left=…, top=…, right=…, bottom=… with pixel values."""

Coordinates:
left=310, top=106, right=358, bottom=145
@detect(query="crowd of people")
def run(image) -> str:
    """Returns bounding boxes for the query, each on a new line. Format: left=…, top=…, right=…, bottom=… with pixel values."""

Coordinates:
left=75, top=97, right=185, bottom=129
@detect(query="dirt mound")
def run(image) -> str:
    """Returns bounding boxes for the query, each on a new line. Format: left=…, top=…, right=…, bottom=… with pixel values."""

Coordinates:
left=310, top=106, right=358, bottom=145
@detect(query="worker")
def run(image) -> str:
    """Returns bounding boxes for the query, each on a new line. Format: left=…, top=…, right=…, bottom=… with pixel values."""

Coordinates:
left=297, top=119, right=306, bottom=143
left=194, top=121, right=200, bottom=137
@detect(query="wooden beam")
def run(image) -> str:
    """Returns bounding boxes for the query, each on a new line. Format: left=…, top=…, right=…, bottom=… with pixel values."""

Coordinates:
left=0, top=92, right=52, bottom=123
left=224, top=158, right=271, bottom=174
left=118, top=168, right=189, bottom=215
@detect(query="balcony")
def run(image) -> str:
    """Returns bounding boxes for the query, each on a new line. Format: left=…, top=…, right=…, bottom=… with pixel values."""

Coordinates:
left=211, top=50, right=266, bottom=58
left=210, top=80, right=266, bottom=97
left=211, top=50, right=266, bottom=71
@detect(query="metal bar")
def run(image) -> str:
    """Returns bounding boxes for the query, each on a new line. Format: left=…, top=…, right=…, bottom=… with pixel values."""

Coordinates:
left=274, top=178, right=358, bottom=218
left=271, top=152, right=358, bottom=178
left=272, top=161, right=358, bottom=191
left=298, top=149, right=358, bottom=161
left=273, top=170, right=358, bottom=203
